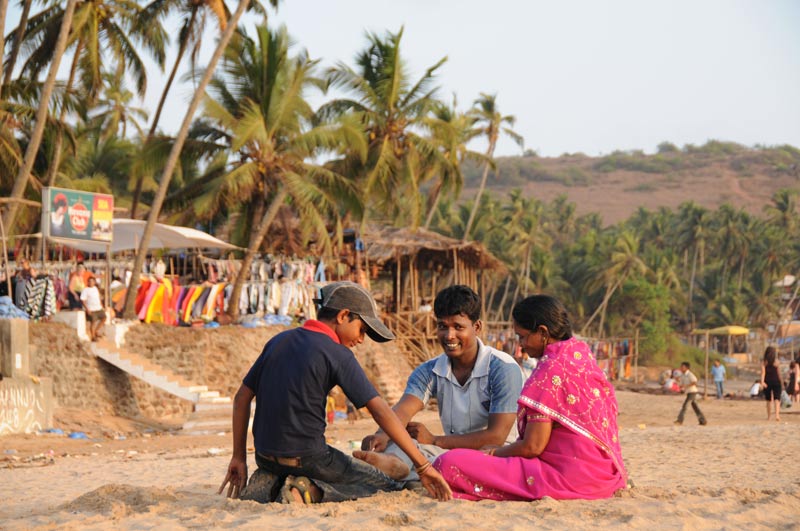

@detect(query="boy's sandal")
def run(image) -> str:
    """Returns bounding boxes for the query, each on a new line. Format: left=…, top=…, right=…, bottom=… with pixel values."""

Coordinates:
left=278, top=476, right=318, bottom=504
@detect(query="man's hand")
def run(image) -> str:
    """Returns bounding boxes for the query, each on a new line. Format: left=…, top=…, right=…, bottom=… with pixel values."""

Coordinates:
left=418, top=464, right=452, bottom=501
left=361, top=432, right=390, bottom=452
left=218, top=456, right=248, bottom=499
left=406, top=422, right=435, bottom=445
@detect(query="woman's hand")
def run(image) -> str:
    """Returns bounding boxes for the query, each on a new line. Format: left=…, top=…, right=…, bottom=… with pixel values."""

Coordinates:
left=480, top=445, right=500, bottom=456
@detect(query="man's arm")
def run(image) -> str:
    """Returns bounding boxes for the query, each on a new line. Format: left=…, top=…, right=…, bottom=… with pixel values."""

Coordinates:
left=407, top=411, right=517, bottom=450
left=365, top=396, right=451, bottom=501
left=219, top=384, right=254, bottom=498
left=361, top=393, right=424, bottom=451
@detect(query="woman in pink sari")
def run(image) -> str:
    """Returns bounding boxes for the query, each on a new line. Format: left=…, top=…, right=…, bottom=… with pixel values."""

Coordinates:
left=434, top=295, right=627, bottom=501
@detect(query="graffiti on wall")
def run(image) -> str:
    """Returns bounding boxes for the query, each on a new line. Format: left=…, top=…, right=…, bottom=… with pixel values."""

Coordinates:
left=0, top=381, right=49, bottom=435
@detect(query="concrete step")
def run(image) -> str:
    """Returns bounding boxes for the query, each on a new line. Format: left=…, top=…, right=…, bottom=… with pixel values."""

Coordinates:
left=195, top=401, right=233, bottom=413
left=199, top=390, right=220, bottom=399
left=91, top=341, right=218, bottom=404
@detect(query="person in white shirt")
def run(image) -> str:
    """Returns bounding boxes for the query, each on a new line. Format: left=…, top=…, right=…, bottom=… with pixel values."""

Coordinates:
left=674, top=362, right=707, bottom=425
left=80, top=277, right=106, bottom=341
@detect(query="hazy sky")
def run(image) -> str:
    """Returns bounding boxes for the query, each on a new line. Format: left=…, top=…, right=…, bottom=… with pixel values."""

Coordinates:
left=5, top=0, right=800, bottom=157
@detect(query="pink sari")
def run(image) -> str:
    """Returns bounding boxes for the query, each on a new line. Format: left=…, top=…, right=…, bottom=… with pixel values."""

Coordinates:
left=434, top=337, right=627, bottom=501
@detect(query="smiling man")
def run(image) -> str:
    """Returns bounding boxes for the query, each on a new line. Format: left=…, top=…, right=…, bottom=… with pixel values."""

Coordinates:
left=357, top=285, right=524, bottom=482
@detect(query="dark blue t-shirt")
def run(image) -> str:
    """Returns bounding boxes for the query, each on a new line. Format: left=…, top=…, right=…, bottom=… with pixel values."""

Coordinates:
left=243, top=322, right=378, bottom=457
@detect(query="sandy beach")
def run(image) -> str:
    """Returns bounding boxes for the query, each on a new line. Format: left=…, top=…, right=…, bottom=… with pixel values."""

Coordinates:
left=1, top=388, right=799, bottom=530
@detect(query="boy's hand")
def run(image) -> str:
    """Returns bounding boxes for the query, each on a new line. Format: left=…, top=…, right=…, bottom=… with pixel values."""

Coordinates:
left=406, top=422, right=435, bottom=445
left=361, top=432, right=390, bottom=452
left=418, top=464, right=452, bottom=501
left=218, top=456, right=247, bottom=498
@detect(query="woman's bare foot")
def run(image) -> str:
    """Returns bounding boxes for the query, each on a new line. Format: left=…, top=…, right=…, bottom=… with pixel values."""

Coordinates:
left=352, top=450, right=410, bottom=480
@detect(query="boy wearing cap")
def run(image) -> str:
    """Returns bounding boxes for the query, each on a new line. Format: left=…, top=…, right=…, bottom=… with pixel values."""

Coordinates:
left=357, top=285, right=524, bottom=482
left=219, top=281, right=451, bottom=503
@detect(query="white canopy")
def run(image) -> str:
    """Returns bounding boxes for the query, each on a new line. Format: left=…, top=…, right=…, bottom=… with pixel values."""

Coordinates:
left=48, top=219, right=240, bottom=253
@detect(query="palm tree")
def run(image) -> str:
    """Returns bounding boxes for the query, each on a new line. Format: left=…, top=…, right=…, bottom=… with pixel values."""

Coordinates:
left=764, top=188, right=798, bottom=237
left=0, top=0, right=9, bottom=90
left=580, top=230, right=648, bottom=337
left=129, top=0, right=272, bottom=218
left=1, top=0, right=33, bottom=96
left=461, top=93, right=523, bottom=242
left=86, top=71, right=149, bottom=141
left=321, top=27, right=446, bottom=226
left=421, top=97, right=481, bottom=229
left=171, top=24, right=365, bottom=320
left=2, top=0, right=78, bottom=235
left=11, top=0, right=166, bottom=186
left=676, top=201, right=709, bottom=327
left=122, top=0, right=253, bottom=320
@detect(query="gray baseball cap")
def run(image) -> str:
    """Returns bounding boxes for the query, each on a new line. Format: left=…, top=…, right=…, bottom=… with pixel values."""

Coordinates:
left=317, top=281, right=395, bottom=343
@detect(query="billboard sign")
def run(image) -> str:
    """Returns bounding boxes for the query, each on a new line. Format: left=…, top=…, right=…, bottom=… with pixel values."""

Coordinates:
left=42, top=187, right=114, bottom=243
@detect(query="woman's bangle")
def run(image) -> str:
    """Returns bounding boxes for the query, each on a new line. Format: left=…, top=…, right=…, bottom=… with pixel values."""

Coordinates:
left=415, top=461, right=432, bottom=475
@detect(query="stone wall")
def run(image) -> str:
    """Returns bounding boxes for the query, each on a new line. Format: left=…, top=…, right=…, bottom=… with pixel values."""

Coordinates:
left=29, top=323, right=192, bottom=420
left=27, top=321, right=414, bottom=423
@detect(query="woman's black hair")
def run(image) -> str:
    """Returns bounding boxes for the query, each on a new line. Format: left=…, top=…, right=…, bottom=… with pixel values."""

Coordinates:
left=511, top=294, right=573, bottom=341
left=764, top=346, right=777, bottom=365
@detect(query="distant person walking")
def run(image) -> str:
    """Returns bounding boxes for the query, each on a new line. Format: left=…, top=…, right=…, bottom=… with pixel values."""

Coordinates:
left=674, top=362, right=707, bottom=426
left=760, top=346, right=782, bottom=422
left=711, top=360, right=726, bottom=399
left=787, top=360, right=799, bottom=405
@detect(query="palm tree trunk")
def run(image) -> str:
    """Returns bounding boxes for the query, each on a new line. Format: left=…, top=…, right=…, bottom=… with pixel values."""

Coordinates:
left=45, top=44, right=83, bottom=186
left=0, top=0, right=10, bottom=92
left=122, top=0, right=252, bottom=320
left=2, top=0, right=77, bottom=234
left=493, top=275, right=512, bottom=322
left=1, top=0, right=32, bottom=97
left=522, top=245, right=532, bottom=297
left=462, top=140, right=496, bottom=242
left=580, top=276, right=624, bottom=336
left=688, top=245, right=698, bottom=327
left=227, top=188, right=289, bottom=321
left=737, top=254, right=745, bottom=293
left=423, top=181, right=442, bottom=229
left=506, top=275, right=523, bottom=322
left=131, top=12, right=195, bottom=219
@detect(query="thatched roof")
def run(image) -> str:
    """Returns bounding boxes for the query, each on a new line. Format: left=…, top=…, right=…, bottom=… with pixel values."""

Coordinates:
left=363, top=226, right=507, bottom=273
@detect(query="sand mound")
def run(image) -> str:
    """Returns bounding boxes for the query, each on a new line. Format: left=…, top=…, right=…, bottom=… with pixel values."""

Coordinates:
left=59, top=484, right=179, bottom=516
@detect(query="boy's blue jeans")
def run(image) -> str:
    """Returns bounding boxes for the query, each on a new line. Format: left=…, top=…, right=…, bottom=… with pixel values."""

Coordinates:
left=255, top=445, right=403, bottom=502
left=714, top=381, right=724, bottom=398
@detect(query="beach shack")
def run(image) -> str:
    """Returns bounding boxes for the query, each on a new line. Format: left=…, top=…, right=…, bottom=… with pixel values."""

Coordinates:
left=362, top=226, right=507, bottom=365
left=691, top=325, right=750, bottom=398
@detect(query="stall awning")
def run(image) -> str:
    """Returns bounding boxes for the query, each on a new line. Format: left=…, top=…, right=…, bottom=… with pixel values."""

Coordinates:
left=691, top=325, right=750, bottom=335
left=48, top=219, right=240, bottom=253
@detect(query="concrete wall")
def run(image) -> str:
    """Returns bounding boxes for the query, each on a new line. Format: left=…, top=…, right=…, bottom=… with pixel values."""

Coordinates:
left=0, top=319, right=30, bottom=378
left=0, top=377, right=53, bottom=435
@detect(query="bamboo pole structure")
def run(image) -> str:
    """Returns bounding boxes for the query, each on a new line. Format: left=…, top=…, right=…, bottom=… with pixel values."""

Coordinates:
left=634, top=328, right=639, bottom=384
left=452, top=249, right=458, bottom=284
left=704, top=331, right=711, bottom=399
left=395, top=250, right=401, bottom=313
left=0, top=208, right=12, bottom=296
